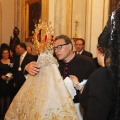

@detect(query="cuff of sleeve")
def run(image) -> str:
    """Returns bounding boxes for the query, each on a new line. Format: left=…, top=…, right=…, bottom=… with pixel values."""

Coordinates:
left=78, top=79, right=87, bottom=86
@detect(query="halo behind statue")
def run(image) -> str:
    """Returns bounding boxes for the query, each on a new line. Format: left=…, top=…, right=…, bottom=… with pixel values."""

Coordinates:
left=32, top=20, right=54, bottom=54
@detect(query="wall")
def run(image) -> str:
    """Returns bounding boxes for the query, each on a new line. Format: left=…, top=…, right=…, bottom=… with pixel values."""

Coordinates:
left=0, top=0, right=15, bottom=44
left=48, top=0, right=109, bottom=57
left=0, top=0, right=110, bottom=57
left=71, top=0, right=110, bottom=57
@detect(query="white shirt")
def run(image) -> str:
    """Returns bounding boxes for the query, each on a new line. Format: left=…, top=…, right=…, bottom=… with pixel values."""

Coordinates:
left=77, top=50, right=83, bottom=55
left=20, top=51, right=27, bottom=65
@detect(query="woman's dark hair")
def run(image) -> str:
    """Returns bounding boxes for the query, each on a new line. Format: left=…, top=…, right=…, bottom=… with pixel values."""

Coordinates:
left=0, top=48, right=10, bottom=59
left=0, top=43, right=9, bottom=50
left=98, top=8, right=120, bottom=119
left=0, top=43, right=10, bottom=59
left=55, top=34, right=72, bottom=44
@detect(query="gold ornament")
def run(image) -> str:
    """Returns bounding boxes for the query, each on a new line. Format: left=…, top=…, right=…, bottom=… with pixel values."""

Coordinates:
left=32, top=20, right=54, bottom=54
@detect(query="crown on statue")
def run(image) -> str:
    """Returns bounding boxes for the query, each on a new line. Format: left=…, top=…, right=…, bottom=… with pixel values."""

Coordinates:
left=32, top=20, right=54, bottom=54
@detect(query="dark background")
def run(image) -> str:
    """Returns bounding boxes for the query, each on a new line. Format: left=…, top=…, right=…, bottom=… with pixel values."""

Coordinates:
left=29, top=1, right=41, bottom=36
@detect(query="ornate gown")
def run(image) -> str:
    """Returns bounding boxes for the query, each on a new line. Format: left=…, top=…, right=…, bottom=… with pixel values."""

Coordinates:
left=5, top=53, right=79, bottom=120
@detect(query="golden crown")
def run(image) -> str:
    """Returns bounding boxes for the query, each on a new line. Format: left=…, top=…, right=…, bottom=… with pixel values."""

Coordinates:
left=32, top=20, right=54, bottom=54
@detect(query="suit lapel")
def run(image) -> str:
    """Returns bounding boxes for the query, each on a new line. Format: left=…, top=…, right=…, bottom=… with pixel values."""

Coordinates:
left=81, top=50, right=85, bottom=55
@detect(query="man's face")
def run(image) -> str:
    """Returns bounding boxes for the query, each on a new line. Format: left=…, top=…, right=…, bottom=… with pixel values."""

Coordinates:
left=75, top=40, right=84, bottom=52
left=16, top=45, right=24, bottom=55
left=2, top=50, right=9, bottom=59
left=54, top=39, right=72, bottom=60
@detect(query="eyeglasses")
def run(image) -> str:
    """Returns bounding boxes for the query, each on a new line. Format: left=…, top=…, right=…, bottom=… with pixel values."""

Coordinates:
left=53, top=43, right=69, bottom=50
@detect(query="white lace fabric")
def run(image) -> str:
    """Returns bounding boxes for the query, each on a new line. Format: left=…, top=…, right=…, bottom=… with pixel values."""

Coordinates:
left=37, top=53, right=59, bottom=68
left=5, top=53, right=79, bottom=120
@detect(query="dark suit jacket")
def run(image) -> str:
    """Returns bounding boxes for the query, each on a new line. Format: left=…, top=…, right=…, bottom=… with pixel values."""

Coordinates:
left=80, top=67, right=112, bottom=120
left=14, top=53, right=35, bottom=91
left=81, top=50, right=93, bottom=58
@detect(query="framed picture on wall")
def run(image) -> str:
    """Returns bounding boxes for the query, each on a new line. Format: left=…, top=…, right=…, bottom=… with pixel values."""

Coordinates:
left=25, top=0, right=41, bottom=42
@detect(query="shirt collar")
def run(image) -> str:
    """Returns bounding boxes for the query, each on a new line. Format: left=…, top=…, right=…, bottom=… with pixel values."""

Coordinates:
left=21, top=51, right=27, bottom=58
left=63, top=52, right=75, bottom=63
left=77, top=50, right=83, bottom=54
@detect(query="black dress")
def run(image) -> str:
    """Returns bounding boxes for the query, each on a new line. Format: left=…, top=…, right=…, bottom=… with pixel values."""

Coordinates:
left=80, top=67, right=112, bottom=120
left=0, top=60, right=14, bottom=96
left=0, top=59, right=14, bottom=117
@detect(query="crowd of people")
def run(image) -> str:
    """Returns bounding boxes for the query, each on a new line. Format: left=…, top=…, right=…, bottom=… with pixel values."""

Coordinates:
left=0, top=42, right=35, bottom=119
left=0, top=6, right=120, bottom=120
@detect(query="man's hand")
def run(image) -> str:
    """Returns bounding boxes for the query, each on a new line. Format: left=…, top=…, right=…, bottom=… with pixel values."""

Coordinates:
left=69, top=75, right=85, bottom=93
left=69, top=75, right=79, bottom=87
left=25, top=61, right=40, bottom=76
left=1, top=75, right=7, bottom=80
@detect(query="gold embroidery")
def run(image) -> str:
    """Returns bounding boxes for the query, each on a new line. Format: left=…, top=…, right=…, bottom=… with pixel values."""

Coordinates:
left=5, top=86, right=78, bottom=120
left=5, top=52, right=79, bottom=120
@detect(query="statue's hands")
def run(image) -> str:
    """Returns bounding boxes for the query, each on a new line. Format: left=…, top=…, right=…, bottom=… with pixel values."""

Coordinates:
left=25, top=61, right=40, bottom=76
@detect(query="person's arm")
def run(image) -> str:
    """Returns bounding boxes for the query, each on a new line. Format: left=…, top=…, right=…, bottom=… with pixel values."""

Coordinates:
left=25, top=61, right=40, bottom=76
left=69, top=75, right=79, bottom=87
left=69, top=75, right=86, bottom=93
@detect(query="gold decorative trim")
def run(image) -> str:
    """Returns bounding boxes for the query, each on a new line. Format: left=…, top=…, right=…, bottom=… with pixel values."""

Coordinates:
left=25, top=3, right=29, bottom=39
left=26, top=0, right=39, bottom=4
left=25, top=0, right=49, bottom=42
left=14, top=0, right=16, bottom=26
left=0, top=1, right=2, bottom=44
left=89, top=0, right=93, bottom=51
left=84, top=0, right=87, bottom=40
left=21, top=0, right=25, bottom=42
left=70, top=0, right=73, bottom=38
left=66, top=0, right=72, bottom=37
left=25, top=0, right=41, bottom=42
left=41, top=0, right=49, bottom=21
left=32, top=20, right=54, bottom=54
left=102, top=0, right=105, bottom=29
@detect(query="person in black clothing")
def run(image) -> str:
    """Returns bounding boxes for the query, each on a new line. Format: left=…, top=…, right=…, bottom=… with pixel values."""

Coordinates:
left=71, top=7, right=120, bottom=120
left=54, top=35, right=96, bottom=103
left=0, top=48, right=14, bottom=118
left=74, top=38, right=93, bottom=58
left=13, top=43, right=35, bottom=94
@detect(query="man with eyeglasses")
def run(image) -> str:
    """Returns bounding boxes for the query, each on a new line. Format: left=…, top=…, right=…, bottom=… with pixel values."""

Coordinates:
left=74, top=38, right=93, bottom=58
left=25, top=34, right=96, bottom=119
left=53, top=35, right=95, bottom=99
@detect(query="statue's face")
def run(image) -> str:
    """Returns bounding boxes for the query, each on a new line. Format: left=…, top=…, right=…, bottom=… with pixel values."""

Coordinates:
left=13, top=27, right=19, bottom=36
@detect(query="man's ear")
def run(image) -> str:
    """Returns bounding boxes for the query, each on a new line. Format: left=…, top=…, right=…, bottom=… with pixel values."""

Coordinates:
left=69, top=43, right=73, bottom=50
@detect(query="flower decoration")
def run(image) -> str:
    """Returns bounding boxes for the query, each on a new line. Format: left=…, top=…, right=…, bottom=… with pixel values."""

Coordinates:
left=8, top=63, right=14, bottom=68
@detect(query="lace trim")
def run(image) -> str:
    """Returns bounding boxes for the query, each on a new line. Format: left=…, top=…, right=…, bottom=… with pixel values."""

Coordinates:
left=37, top=53, right=59, bottom=68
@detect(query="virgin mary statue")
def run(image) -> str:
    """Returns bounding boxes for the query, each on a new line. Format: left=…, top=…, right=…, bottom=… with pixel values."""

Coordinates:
left=4, top=21, right=79, bottom=120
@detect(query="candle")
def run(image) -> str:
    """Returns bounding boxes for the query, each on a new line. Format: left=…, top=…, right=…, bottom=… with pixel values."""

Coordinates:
left=76, top=15, right=78, bottom=21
